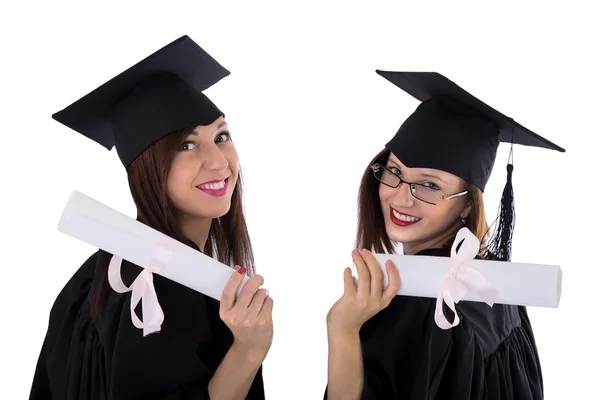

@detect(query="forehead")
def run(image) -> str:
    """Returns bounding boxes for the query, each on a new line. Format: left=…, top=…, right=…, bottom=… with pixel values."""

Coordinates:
left=387, top=152, right=459, bottom=181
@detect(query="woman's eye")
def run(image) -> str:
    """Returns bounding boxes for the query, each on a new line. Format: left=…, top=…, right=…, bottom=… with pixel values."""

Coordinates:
left=423, top=182, right=441, bottom=190
left=387, top=166, right=401, bottom=176
left=215, top=131, right=232, bottom=143
left=180, top=141, right=197, bottom=151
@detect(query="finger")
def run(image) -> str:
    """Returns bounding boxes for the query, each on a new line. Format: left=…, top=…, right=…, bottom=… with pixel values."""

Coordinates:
left=247, top=288, right=269, bottom=317
left=258, top=296, right=274, bottom=319
left=220, top=265, right=246, bottom=312
left=352, top=249, right=371, bottom=298
left=382, top=260, right=401, bottom=304
left=233, top=274, right=264, bottom=311
left=361, top=249, right=383, bottom=297
left=343, top=267, right=356, bottom=295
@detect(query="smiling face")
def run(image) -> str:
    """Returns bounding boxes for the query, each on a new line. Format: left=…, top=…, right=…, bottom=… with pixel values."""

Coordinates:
left=167, top=116, right=239, bottom=225
left=378, top=152, right=472, bottom=254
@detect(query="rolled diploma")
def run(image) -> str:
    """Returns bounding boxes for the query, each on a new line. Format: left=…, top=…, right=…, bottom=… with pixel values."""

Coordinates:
left=58, top=190, right=250, bottom=300
left=369, top=253, right=562, bottom=308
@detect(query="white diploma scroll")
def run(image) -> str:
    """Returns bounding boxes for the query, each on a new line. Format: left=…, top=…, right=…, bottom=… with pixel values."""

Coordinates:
left=58, top=190, right=254, bottom=335
left=366, top=228, right=562, bottom=329
left=371, top=253, right=562, bottom=308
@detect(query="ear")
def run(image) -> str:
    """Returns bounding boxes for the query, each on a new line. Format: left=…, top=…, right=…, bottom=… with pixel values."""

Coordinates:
left=460, top=204, right=472, bottom=219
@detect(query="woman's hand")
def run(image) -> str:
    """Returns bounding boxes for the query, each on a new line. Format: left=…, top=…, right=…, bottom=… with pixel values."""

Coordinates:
left=219, top=266, right=273, bottom=361
left=326, top=249, right=400, bottom=336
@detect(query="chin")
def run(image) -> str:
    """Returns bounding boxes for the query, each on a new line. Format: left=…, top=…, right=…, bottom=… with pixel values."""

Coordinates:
left=194, top=203, right=232, bottom=219
left=212, top=206, right=232, bottom=219
left=385, top=220, right=433, bottom=244
left=387, top=228, right=420, bottom=244
left=175, top=196, right=232, bottom=220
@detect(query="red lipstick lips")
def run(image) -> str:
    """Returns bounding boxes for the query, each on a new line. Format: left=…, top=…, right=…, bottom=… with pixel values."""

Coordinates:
left=390, top=207, right=422, bottom=227
left=197, top=177, right=229, bottom=197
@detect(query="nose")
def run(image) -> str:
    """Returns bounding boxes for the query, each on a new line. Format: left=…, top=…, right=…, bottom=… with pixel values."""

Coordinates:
left=392, top=181, right=415, bottom=207
left=203, top=143, right=229, bottom=171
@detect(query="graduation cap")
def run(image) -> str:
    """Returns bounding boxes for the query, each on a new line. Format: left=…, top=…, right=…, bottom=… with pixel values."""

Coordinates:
left=376, top=70, right=565, bottom=261
left=52, top=35, right=230, bottom=167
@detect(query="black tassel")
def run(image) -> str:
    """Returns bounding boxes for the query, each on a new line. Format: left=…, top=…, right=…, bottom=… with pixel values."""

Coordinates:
left=486, top=162, right=516, bottom=262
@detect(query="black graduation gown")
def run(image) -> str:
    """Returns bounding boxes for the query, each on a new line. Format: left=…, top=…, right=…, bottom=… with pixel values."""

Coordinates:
left=325, top=247, right=544, bottom=400
left=30, top=249, right=265, bottom=399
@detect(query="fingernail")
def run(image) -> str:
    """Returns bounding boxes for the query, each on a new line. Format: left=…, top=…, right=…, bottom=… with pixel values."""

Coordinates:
left=238, top=266, right=247, bottom=275
left=361, top=249, right=371, bottom=256
left=264, top=289, right=269, bottom=296
left=352, top=249, right=359, bottom=256
left=233, top=265, right=240, bottom=271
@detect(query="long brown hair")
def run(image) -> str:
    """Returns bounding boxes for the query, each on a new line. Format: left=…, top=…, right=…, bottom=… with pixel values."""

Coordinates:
left=90, top=126, right=255, bottom=320
left=355, top=148, right=490, bottom=255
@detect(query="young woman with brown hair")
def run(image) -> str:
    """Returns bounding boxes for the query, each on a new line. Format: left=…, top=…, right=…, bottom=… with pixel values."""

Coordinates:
left=325, top=71, right=565, bottom=399
left=29, top=36, right=270, bottom=400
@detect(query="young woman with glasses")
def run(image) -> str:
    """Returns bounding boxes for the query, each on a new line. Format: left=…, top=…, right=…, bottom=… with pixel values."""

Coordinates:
left=324, top=70, right=564, bottom=400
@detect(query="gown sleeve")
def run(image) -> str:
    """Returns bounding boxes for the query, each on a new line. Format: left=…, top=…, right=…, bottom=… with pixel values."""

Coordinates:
left=29, top=337, right=52, bottom=398
left=323, top=296, right=457, bottom=400
left=323, top=247, right=544, bottom=399
left=30, top=250, right=264, bottom=400
left=356, top=297, right=461, bottom=399
left=325, top=297, right=543, bottom=400
left=107, top=273, right=218, bottom=399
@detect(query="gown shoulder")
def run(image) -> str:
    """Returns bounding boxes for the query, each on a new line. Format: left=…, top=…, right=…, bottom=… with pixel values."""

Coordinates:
left=30, top=250, right=265, bottom=400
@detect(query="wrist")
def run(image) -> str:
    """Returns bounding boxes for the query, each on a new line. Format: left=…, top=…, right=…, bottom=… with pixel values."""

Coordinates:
left=230, top=340, right=268, bottom=365
left=327, top=325, right=360, bottom=343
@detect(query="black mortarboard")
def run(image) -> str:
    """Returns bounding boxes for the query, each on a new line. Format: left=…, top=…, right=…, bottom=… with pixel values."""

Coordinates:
left=376, top=70, right=566, bottom=262
left=52, top=35, right=229, bottom=167
left=377, top=70, right=565, bottom=192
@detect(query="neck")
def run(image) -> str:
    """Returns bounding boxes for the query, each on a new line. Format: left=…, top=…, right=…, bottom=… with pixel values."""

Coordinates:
left=178, top=214, right=213, bottom=250
left=402, top=240, right=444, bottom=256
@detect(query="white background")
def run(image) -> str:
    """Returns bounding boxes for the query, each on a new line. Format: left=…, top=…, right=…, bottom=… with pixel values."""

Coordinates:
left=1, top=1, right=598, bottom=398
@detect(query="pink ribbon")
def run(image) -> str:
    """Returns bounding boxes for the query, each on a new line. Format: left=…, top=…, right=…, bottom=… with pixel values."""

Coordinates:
left=434, top=227, right=498, bottom=330
left=108, top=236, right=173, bottom=336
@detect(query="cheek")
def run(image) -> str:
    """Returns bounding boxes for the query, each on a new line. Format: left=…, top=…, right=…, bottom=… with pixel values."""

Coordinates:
left=379, top=184, right=392, bottom=204
left=424, top=203, right=458, bottom=223
left=167, top=160, right=195, bottom=196
left=224, top=146, right=239, bottom=174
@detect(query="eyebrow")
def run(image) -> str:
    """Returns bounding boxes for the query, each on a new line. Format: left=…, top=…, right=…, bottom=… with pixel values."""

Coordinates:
left=189, top=122, right=228, bottom=136
left=420, top=173, right=449, bottom=184
left=386, top=161, right=449, bottom=184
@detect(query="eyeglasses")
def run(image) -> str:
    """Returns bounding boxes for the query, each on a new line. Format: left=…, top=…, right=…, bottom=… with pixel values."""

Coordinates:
left=371, top=163, right=468, bottom=205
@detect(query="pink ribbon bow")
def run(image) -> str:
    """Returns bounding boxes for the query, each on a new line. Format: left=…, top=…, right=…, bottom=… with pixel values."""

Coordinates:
left=434, top=227, right=498, bottom=330
left=107, top=237, right=173, bottom=336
